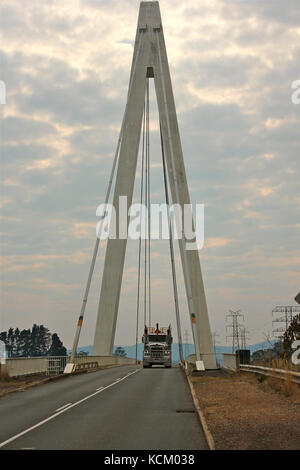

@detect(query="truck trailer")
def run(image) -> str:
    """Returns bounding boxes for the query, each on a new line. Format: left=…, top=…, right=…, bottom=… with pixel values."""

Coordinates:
left=142, top=324, right=172, bottom=368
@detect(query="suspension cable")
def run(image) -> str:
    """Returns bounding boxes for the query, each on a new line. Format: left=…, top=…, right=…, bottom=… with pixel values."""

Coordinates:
left=146, top=79, right=151, bottom=327
left=159, top=123, right=184, bottom=362
left=143, top=79, right=151, bottom=327
left=155, top=30, right=201, bottom=362
left=135, top=101, right=146, bottom=362
left=144, top=89, right=148, bottom=328
left=136, top=80, right=152, bottom=359
left=70, top=34, right=145, bottom=362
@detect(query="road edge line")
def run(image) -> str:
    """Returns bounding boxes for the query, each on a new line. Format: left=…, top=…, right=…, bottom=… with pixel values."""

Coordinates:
left=183, top=367, right=215, bottom=451
left=0, top=369, right=140, bottom=449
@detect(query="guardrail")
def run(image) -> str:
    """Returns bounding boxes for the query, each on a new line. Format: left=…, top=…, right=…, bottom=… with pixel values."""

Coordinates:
left=240, top=364, right=300, bottom=384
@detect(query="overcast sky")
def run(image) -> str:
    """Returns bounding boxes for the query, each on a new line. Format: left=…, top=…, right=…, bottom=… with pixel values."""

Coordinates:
left=1, top=0, right=299, bottom=350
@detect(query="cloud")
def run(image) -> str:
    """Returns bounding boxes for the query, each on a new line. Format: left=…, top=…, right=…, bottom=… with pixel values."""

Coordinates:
left=1, top=0, right=299, bottom=348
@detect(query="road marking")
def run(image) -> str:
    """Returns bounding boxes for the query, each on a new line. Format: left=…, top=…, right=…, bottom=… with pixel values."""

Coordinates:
left=55, top=403, right=72, bottom=412
left=96, top=386, right=104, bottom=391
left=21, top=447, right=35, bottom=450
left=0, top=369, right=140, bottom=449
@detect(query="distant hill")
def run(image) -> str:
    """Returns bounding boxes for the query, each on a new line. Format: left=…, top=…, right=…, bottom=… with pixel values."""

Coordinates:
left=70, top=339, right=276, bottom=365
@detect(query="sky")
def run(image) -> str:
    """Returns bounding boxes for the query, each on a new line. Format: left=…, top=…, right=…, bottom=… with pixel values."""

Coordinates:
left=1, top=0, right=299, bottom=350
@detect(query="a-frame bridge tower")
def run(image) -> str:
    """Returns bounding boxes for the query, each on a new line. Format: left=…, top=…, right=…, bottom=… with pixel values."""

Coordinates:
left=93, top=1, right=217, bottom=370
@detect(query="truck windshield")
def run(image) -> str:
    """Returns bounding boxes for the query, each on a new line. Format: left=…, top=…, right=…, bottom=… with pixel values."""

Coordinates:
left=148, top=335, right=167, bottom=343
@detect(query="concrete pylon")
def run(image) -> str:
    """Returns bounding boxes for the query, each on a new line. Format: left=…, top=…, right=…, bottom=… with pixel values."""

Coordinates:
left=93, top=1, right=217, bottom=369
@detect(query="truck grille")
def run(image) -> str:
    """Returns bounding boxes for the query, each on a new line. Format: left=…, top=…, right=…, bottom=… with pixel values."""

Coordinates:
left=150, top=346, right=164, bottom=359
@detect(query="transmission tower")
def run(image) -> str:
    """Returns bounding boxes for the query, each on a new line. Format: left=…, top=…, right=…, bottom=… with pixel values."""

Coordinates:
left=226, top=310, right=245, bottom=353
left=239, top=327, right=250, bottom=350
left=272, top=306, right=300, bottom=340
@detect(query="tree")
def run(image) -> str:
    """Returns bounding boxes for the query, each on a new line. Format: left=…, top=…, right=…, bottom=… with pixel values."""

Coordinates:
left=283, top=314, right=300, bottom=357
left=13, top=328, right=21, bottom=356
left=113, top=346, right=127, bottom=358
left=38, top=325, right=51, bottom=356
left=48, top=333, right=67, bottom=356
left=7, top=328, right=14, bottom=358
left=19, top=329, right=31, bottom=357
left=30, top=324, right=51, bottom=356
left=0, top=325, right=66, bottom=358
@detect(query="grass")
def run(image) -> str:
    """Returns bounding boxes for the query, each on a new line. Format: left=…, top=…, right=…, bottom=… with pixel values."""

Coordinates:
left=250, top=357, right=300, bottom=397
left=0, top=372, right=49, bottom=398
left=192, top=371, right=300, bottom=450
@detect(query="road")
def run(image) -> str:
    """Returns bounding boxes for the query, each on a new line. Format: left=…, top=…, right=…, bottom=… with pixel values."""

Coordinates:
left=0, top=365, right=208, bottom=450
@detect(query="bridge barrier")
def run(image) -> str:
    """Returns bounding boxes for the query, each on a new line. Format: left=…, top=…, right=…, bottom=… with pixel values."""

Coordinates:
left=73, top=355, right=137, bottom=367
left=240, top=364, right=300, bottom=384
left=2, top=355, right=138, bottom=378
left=3, top=356, right=68, bottom=377
left=223, top=353, right=239, bottom=371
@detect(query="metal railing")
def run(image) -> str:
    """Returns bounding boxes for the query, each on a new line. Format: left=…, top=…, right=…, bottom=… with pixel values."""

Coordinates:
left=240, top=364, right=300, bottom=384
left=46, top=356, right=68, bottom=375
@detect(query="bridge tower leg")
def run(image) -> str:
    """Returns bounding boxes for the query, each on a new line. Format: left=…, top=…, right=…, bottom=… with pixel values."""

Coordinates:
left=93, top=1, right=217, bottom=369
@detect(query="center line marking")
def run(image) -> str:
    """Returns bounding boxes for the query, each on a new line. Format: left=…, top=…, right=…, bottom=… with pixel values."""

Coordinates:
left=55, top=403, right=72, bottom=412
left=0, top=369, right=140, bottom=449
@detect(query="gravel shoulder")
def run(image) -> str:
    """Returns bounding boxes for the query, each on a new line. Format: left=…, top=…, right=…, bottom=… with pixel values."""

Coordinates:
left=191, top=371, right=300, bottom=450
left=0, top=374, right=53, bottom=398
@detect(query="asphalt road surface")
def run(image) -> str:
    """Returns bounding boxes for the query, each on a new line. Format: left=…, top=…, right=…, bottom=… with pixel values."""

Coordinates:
left=0, top=365, right=208, bottom=450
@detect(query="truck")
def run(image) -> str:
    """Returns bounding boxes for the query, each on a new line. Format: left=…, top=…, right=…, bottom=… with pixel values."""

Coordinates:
left=142, top=324, right=172, bottom=368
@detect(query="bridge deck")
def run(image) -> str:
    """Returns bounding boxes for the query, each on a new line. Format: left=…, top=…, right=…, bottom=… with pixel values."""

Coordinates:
left=0, top=366, right=208, bottom=450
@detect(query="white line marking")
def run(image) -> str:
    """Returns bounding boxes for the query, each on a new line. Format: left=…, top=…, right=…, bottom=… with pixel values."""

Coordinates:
left=21, top=447, right=35, bottom=450
left=96, top=386, right=104, bottom=391
left=55, top=403, right=72, bottom=412
left=0, top=369, right=140, bottom=449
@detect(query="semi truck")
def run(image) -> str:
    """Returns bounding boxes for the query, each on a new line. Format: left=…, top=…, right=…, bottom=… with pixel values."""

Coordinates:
left=142, top=324, right=172, bottom=368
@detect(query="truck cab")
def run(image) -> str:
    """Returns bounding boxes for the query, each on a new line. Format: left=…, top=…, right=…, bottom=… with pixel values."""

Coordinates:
left=142, top=324, right=172, bottom=368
